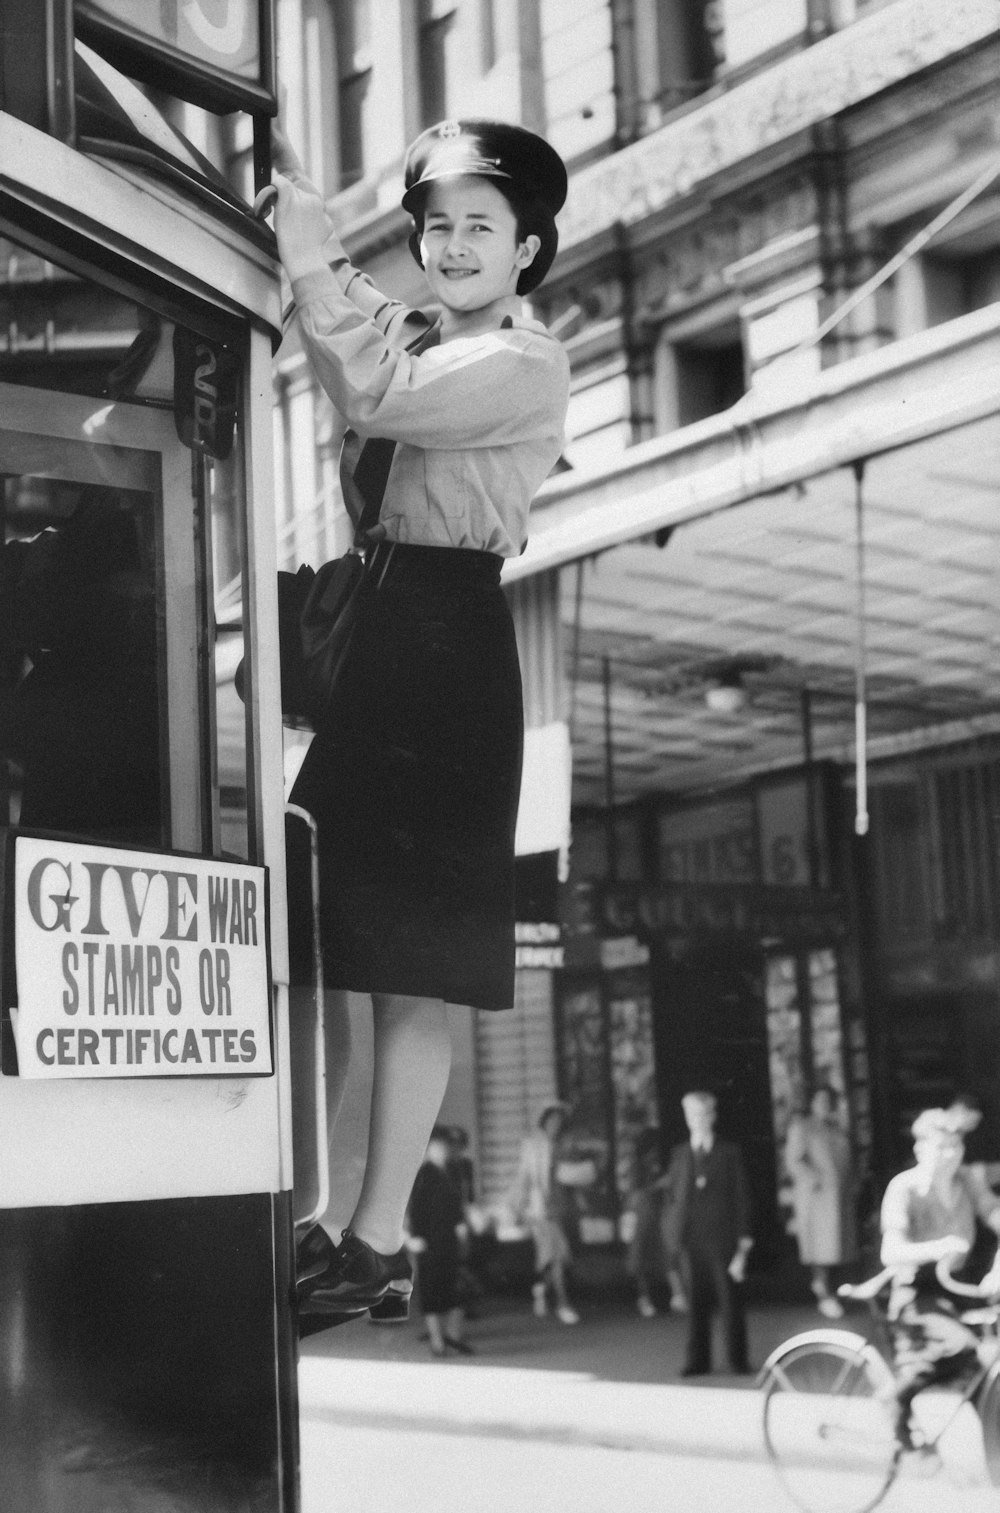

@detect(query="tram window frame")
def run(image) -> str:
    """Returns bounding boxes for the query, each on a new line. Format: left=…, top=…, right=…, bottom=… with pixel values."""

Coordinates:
left=74, top=0, right=279, bottom=118
left=1, top=396, right=196, bottom=849
left=0, top=231, right=252, bottom=867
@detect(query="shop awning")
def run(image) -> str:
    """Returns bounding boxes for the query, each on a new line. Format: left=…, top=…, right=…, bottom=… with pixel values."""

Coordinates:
left=505, top=307, right=1000, bottom=804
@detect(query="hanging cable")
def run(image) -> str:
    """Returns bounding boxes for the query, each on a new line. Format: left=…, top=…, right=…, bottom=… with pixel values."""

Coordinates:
left=736, top=152, right=1000, bottom=389
left=808, top=154, right=1000, bottom=354
left=568, top=557, right=585, bottom=744
left=852, top=459, right=869, bottom=837
left=603, top=653, right=618, bottom=881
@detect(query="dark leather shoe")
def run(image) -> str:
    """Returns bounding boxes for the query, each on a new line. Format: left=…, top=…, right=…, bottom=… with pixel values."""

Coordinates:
left=296, top=1223, right=337, bottom=1291
left=681, top=1363, right=710, bottom=1378
left=300, top=1229, right=412, bottom=1317
left=368, top=1286, right=411, bottom=1323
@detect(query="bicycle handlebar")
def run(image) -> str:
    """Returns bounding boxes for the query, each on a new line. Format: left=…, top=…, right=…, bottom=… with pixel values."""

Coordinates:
left=837, top=1268, right=894, bottom=1302
left=838, top=1257, right=1000, bottom=1303
left=934, top=1257, right=1000, bottom=1299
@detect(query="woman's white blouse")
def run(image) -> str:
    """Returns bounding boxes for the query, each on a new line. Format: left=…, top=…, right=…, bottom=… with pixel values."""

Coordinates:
left=290, top=263, right=570, bottom=557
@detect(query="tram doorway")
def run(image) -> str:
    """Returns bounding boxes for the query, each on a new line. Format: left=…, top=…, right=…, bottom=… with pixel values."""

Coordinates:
left=0, top=152, right=291, bottom=1512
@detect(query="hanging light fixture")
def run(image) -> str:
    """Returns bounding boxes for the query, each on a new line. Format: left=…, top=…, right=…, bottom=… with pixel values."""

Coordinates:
left=705, top=678, right=747, bottom=714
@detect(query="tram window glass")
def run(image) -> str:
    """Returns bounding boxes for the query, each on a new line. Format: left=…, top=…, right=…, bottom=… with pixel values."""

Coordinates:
left=0, top=234, right=249, bottom=858
left=2, top=476, right=163, bottom=846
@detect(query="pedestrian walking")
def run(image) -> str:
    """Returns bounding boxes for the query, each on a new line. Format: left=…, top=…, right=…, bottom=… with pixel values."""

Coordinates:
left=785, top=1083, right=857, bottom=1318
left=623, top=1126, right=688, bottom=1317
left=510, top=1102, right=583, bottom=1324
left=408, top=1126, right=473, bottom=1357
left=664, top=1091, right=753, bottom=1376
left=446, top=1125, right=490, bottom=1313
left=273, top=117, right=570, bottom=1329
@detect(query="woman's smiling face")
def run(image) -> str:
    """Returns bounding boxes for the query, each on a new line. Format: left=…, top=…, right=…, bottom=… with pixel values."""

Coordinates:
left=419, top=176, right=539, bottom=316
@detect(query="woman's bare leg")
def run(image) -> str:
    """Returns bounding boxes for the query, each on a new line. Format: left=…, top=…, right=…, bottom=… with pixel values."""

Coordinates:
left=811, top=1265, right=830, bottom=1298
left=348, top=993, right=452, bottom=1254
left=425, top=1311, right=446, bottom=1354
left=445, top=1306, right=466, bottom=1343
left=550, top=1258, right=571, bottom=1310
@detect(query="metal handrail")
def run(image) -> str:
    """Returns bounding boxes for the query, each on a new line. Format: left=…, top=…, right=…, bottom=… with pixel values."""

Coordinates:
left=285, top=802, right=329, bottom=1229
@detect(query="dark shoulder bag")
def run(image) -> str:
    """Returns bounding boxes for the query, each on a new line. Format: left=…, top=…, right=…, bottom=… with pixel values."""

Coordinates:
left=236, top=320, right=435, bottom=728
left=295, top=433, right=397, bottom=728
left=235, top=434, right=396, bottom=730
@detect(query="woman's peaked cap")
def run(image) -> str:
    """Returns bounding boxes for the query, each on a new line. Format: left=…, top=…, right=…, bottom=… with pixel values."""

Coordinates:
left=402, top=119, right=567, bottom=295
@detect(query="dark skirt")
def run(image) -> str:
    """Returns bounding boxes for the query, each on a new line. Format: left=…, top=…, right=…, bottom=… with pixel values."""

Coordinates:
left=416, top=1250, right=461, bottom=1316
left=288, top=542, right=523, bottom=1012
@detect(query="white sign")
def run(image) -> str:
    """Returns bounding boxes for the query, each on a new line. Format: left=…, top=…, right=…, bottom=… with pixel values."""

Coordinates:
left=12, top=838, right=272, bottom=1079
left=515, top=722, right=571, bottom=858
left=515, top=921, right=564, bottom=969
left=515, top=945, right=565, bottom=970
left=599, top=935, right=651, bottom=971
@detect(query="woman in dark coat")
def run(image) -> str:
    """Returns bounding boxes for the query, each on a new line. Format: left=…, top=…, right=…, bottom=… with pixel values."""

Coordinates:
left=408, top=1126, right=472, bottom=1356
left=274, top=120, right=569, bottom=1326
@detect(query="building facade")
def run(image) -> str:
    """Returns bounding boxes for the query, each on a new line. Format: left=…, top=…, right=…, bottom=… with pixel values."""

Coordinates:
left=57, top=0, right=993, bottom=1267
left=259, top=0, right=1000, bottom=1266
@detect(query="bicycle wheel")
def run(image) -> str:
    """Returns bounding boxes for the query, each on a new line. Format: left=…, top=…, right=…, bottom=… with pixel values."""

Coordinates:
left=977, top=1359, right=1000, bottom=1487
left=762, top=1335, right=899, bottom=1513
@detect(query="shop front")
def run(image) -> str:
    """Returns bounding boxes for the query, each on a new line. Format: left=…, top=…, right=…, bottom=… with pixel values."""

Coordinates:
left=555, top=766, right=864, bottom=1270
left=500, top=300, right=1000, bottom=1271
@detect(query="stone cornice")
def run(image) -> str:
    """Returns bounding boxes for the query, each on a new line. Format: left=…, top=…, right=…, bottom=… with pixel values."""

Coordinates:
left=557, top=0, right=1000, bottom=254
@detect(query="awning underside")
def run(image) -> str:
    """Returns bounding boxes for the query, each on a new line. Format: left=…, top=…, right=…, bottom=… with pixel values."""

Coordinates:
left=567, top=410, right=1000, bottom=805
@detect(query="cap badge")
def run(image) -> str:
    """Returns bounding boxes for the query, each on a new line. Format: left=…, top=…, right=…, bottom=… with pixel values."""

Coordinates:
left=439, top=121, right=462, bottom=139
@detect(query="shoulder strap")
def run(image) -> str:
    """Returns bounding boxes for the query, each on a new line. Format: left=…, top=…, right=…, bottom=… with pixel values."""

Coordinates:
left=349, top=320, right=441, bottom=542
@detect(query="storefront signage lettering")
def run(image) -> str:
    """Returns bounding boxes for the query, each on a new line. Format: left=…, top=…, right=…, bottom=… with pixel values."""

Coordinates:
left=515, top=922, right=563, bottom=969
left=515, top=922, right=560, bottom=943
left=757, top=776, right=829, bottom=888
left=12, top=837, right=272, bottom=1079
left=594, top=882, right=843, bottom=942
left=658, top=799, right=757, bottom=885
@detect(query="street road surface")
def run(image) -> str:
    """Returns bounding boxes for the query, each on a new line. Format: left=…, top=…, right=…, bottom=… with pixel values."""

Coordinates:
left=301, top=1419, right=1000, bottom=1513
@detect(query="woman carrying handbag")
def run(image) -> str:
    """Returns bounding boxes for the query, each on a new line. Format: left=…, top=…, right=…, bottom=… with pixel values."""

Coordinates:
left=273, top=118, right=570, bottom=1327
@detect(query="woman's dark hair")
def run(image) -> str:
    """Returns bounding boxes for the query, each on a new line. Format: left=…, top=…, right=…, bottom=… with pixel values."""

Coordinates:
left=406, top=177, right=558, bottom=296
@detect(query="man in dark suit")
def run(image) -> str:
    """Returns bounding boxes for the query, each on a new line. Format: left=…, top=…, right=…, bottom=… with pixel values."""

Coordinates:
left=664, top=1090, right=753, bottom=1376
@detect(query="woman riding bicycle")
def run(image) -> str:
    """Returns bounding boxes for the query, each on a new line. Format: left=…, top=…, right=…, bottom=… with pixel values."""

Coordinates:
left=879, top=1104, right=1000, bottom=1450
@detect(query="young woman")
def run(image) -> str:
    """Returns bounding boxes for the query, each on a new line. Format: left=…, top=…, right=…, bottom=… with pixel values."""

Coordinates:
left=408, top=1126, right=472, bottom=1357
left=785, top=1083, right=857, bottom=1317
left=510, top=1102, right=582, bottom=1325
left=880, top=1105, right=1000, bottom=1449
left=274, top=120, right=570, bottom=1325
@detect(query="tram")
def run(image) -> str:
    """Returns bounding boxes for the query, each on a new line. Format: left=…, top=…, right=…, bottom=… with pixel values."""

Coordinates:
left=0, top=6, right=305, bottom=1510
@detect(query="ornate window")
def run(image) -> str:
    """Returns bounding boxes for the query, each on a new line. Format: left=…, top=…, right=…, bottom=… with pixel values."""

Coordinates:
left=418, top=0, right=456, bottom=128
left=335, top=0, right=373, bottom=187
left=632, top=0, right=722, bottom=132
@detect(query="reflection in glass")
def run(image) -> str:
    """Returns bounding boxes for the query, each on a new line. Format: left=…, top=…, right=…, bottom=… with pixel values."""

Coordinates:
left=0, top=232, right=248, bottom=857
left=2, top=478, right=162, bottom=845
